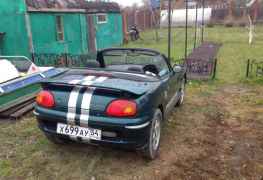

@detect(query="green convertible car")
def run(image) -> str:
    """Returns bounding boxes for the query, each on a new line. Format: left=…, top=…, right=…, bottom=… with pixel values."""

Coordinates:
left=34, top=48, right=187, bottom=159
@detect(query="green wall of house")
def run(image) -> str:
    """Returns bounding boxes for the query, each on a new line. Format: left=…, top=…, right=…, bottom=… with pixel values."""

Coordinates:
left=30, top=13, right=88, bottom=55
left=0, top=0, right=30, bottom=57
left=94, top=13, right=123, bottom=50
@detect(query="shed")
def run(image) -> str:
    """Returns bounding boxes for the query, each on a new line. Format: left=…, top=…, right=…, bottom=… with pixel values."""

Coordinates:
left=26, top=0, right=88, bottom=57
left=0, top=0, right=123, bottom=65
left=83, top=2, right=123, bottom=51
left=26, top=0, right=123, bottom=53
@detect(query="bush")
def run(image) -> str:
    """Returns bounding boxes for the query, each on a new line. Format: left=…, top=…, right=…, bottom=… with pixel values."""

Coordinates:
left=225, top=23, right=233, bottom=27
left=239, top=23, right=246, bottom=27
left=207, top=23, right=214, bottom=28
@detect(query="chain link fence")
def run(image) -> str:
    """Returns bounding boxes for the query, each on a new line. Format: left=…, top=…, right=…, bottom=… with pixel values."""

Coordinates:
left=32, top=53, right=97, bottom=67
left=246, top=59, right=263, bottom=78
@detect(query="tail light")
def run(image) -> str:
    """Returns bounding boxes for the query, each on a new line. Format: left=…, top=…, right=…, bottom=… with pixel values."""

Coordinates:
left=106, top=99, right=137, bottom=117
left=36, top=90, right=55, bottom=108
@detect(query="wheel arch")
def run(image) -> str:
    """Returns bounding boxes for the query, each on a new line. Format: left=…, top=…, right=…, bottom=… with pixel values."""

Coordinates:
left=157, top=104, right=165, bottom=121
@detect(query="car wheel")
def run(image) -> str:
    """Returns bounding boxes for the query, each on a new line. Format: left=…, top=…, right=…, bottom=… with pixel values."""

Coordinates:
left=142, top=109, right=162, bottom=160
left=44, top=132, right=69, bottom=144
left=176, top=78, right=186, bottom=107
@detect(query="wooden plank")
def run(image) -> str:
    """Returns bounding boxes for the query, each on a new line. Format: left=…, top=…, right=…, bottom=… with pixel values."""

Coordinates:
left=86, top=15, right=97, bottom=53
left=10, top=102, right=35, bottom=120
left=0, top=93, right=37, bottom=113
left=0, top=99, right=35, bottom=118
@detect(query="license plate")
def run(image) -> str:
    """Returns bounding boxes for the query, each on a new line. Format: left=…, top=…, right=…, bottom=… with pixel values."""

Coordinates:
left=56, top=123, right=101, bottom=140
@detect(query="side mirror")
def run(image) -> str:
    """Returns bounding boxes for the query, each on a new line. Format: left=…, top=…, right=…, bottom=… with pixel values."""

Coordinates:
left=173, top=65, right=182, bottom=73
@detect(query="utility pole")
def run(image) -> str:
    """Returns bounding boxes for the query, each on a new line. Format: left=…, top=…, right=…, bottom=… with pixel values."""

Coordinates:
left=185, top=0, right=189, bottom=60
left=194, top=1, right=198, bottom=49
left=168, top=0, right=172, bottom=61
left=201, top=0, right=205, bottom=43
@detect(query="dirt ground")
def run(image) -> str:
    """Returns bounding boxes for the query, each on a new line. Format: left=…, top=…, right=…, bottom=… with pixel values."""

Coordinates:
left=0, top=83, right=263, bottom=180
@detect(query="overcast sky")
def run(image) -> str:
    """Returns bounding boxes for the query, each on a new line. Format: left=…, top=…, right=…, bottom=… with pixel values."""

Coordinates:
left=110, top=0, right=143, bottom=7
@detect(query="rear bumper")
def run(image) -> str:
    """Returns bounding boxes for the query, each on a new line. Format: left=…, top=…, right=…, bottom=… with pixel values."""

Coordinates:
left=35, top=108, right=152, bottom=149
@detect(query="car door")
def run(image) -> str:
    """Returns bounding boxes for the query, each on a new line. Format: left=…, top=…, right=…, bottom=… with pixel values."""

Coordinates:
left=157, top=56, right=179, bottom=116
left=167, top=63, right=180, bottom=110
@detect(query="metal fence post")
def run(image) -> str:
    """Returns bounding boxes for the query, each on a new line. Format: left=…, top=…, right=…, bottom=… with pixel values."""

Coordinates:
left=212, top=58, right=218, bottom=80
left=31, top=53, right=35, bottom=63
left=201, top=0, right=205, bottom=43
left=246, top=59, right=250, bottom=78
left=185, top=0, right=189, bottom=60
left=194, top=2, right=198, bottom=49
left=168, top=0, right=172, bottom=62
left=65, top=54, right=69, bottom=67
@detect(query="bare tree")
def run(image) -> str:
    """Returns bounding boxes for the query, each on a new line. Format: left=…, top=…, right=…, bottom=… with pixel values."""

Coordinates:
left=246, top=0, right=259, bottom=45
left=143, top=0, right=161, bottom=41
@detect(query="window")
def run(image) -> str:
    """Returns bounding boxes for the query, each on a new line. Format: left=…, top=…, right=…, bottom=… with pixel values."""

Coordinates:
left=97, top=14, right=107, bottom=24
left=102, top=50, right=171, bottom=77
left=154, top=56, right=170, bottom=77
left=56, top=16, right=64, bottom=41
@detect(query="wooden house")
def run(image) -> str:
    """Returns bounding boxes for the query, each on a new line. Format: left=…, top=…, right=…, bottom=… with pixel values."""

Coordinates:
left=0, top=0, right=123, bottom=65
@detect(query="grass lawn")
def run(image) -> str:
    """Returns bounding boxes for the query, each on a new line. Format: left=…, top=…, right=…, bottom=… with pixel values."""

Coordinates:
left=0, top=26, right=263, bottom=180
left=123, top=26, right=263, bottom=83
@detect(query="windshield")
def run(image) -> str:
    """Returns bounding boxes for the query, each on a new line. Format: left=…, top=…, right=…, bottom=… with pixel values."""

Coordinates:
left=0, top=56, right=34, bottom=72
left=0, top=56, right=40, bottom=84
left=101, top=49, right=171, bottom=77
left=103, top=50, right=158, bottom=65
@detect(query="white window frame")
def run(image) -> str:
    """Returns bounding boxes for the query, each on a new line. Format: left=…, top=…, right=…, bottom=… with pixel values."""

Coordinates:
left=97, top=14, right=108, bottom=24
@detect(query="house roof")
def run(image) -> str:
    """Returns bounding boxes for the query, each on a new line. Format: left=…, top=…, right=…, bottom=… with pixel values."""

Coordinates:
left=26, top=0, right=85, bottom=9
left=26, top=0, right=121, bottom=13
left=84, top=2, right=120, bottom=13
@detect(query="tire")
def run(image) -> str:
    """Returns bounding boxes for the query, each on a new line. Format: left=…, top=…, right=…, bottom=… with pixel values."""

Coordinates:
left=142, top=109, right=162, bottom=160
left=44, top=132, right=70, bottom=144
left=176, top=78, right=186, bottom=107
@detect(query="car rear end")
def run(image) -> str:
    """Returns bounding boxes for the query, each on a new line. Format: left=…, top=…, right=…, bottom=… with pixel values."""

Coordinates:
left=34, top=72, right=158, bottom=149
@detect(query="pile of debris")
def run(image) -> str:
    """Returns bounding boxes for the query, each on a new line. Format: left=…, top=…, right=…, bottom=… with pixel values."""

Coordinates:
left=186, top=42, right=222, bottom=80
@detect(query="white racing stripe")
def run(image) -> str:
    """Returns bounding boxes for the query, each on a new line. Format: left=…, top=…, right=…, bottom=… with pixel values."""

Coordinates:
left=68, top=76, right=108, bottom=86
left=79, top=88, right=95, bottom=127
left=81, top=76, right=96, bottom=86
left=66, top=75, right=108, bottom=140
left=67, top=86, right=82, bottom=141
left=94, top=76, right=108, bottom=83
left=83, top=76, right=96, bottom=81
left=79, top=76, right=108, bottom=127
left=67, top=87, right=82, bottom=125
left=69, top=79, right=82, bottom=85
left=82, top=76, right=108, bottom=86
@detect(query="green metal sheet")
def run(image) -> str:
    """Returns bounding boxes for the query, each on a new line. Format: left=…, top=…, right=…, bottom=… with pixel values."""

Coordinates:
left=0, top=0, right=26, bottom=14
left=30, top=13, right=88, bottom=55
left=0, top=84, right=40, bottom=110
left=94, top=13, right=123, bottom=50
left=0, top=0, right=29, bottom=57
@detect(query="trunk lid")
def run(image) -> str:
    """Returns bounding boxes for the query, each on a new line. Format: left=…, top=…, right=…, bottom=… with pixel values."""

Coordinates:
left=41, top=69, right=160, bottom=116
left=44, top=69, right=159, bottom=96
